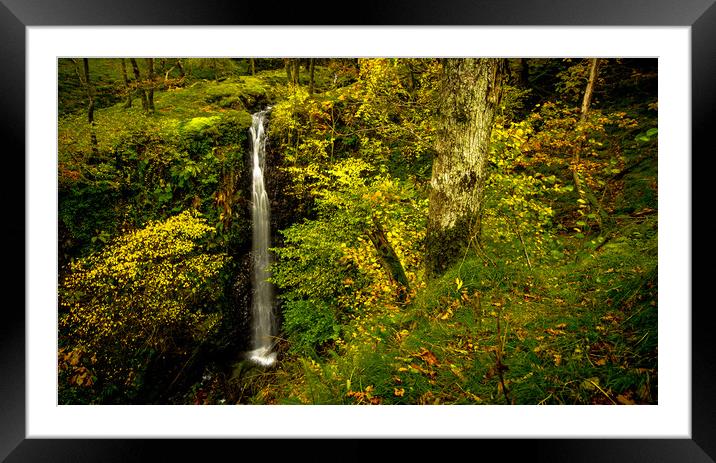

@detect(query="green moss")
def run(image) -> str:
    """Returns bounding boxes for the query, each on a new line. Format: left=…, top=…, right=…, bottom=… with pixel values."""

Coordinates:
left=180, top=115, right=222, bottom=136
left=231, top=110, right=253, bottom=130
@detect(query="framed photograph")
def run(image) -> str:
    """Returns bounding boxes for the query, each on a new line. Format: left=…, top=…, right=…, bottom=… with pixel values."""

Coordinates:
left=5, top=0, right=712, bottom=460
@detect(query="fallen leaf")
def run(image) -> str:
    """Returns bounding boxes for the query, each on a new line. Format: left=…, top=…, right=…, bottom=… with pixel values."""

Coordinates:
left=416, top=348, right=440, bottom=366
left=545, top=328, right=565, bottom=336
left=69, top=350, right=81, bottom=366
left=617, top=394, right=636, bottom=405
left=449, top=364, right=465, bottom=380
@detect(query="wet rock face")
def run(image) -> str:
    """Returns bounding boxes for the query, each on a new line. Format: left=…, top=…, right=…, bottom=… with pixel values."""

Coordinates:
left=239, top=115, right=306, bottom=245
left=263, top=135, right=305, bottom=240
left=239, top=93, right=270, bottom=113
left=231, top=251, right=253, bottom=353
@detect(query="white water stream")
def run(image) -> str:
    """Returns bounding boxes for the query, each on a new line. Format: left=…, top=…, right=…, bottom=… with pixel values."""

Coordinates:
left=247, top=108, right=277, bottom=366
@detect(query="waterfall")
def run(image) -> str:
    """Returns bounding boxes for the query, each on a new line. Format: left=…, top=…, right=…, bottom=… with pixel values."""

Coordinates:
left=248, top=108, right=277, bottom=366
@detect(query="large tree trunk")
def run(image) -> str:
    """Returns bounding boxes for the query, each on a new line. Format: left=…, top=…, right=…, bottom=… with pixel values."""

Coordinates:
left=425, top=58, right=507, bottom=277
left=249, top=58, right=256, bottom=75
left=146, top=58, right=155, bottom=113
left=129, top=58, right=149, bottom=112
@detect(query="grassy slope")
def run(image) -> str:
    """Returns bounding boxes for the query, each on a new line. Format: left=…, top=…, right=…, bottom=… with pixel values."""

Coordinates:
left=239, top=209, right=657, bottom=405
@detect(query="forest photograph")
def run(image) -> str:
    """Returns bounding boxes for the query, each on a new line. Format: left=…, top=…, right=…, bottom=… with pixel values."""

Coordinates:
left=57, top=57, right=658, bottom=406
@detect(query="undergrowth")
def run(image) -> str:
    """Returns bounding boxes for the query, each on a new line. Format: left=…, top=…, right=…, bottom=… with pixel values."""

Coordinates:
left=244, top=212, right=657, bottom=405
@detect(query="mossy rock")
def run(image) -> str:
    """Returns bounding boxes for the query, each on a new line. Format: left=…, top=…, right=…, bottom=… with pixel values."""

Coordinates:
left=238, top=91, right=269, bottom=112
left=230, top=359, right=256, bottom=382
left=180, top=115, right=223, bottom=137
left=218, top=96, right=244, bottom=109
left=221, top=110, right=253, bottom=131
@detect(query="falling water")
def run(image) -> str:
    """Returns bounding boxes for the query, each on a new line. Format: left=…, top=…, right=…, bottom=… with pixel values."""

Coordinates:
left=248, top=108, right=277, bottom=366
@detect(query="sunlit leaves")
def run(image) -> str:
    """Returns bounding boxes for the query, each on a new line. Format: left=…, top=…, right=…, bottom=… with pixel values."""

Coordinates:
left=59, top=210, right=228, bottom=398
left=272, top=155, right=427, bottom=360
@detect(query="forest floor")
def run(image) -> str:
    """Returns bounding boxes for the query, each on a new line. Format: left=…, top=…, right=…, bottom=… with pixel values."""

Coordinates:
left=201, top=209, right=657, bottom=405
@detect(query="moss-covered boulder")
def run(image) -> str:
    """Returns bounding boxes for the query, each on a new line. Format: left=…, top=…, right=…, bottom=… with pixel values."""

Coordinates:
left=180, top=115, right=223, bottom=137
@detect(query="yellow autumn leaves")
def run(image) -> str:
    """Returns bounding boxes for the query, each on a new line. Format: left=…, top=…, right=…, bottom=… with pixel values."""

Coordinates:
left=59, top=210, right=228, bottom=388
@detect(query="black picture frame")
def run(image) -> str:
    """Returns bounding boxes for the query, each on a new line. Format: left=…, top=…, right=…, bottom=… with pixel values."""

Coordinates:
left=3, top=0, right=711, bottom=460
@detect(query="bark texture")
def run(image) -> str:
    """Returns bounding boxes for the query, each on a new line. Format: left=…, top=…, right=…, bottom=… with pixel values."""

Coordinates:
left=146, top=58, right=156, bottom=113
left=580, top=58, right=599, bottom=121
left=425, top=58, right=507, bottom=277
left=308, top=58, right=315, bottom=95
left=291, top=60, right=300, bottom=84
left=367, top=218, right=410, bottom=301
left=77, top=58, right=99, bottom=156
left=129, top=58, right=149, bottom=112
left=176, top=59, right=185, bottom=78
left=284, top=58, right=291, bottom=82
left=573, top=58, right=609, bottom=230
left=120, top=58, right=132, bottom=108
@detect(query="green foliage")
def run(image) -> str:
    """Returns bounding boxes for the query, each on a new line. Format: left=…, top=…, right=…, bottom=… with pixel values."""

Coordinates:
left=58, top=58, right=125, bottom=115
left=486, top=119, right=572, bottom=262
left=272, top=158, right=426, bottom=356
left=282, top=299, right=341, bottom=356
left=269, top=61, right=440, bottom=359
left=183, top=58, right=240, bottom=80
left=59, top=211, right=228, bottom=402
left=634, top=127, right=657, bottom=143
left=56, top=58, right=658, bottom=406
left=270, top=58, right=437, bottom=204
left=180, top=115, right=223, bottom=136
left=269, top=225, right=657, bottom=405
left=58, top=75, right=261, bottom=258
left=555, top=58, right=597, bottom=105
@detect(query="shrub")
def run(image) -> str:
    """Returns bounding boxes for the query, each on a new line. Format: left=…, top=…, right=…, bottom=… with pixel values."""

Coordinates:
left=58, top=210, right=228, bottom=402
left=282, top=299, right=341, bottom=356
